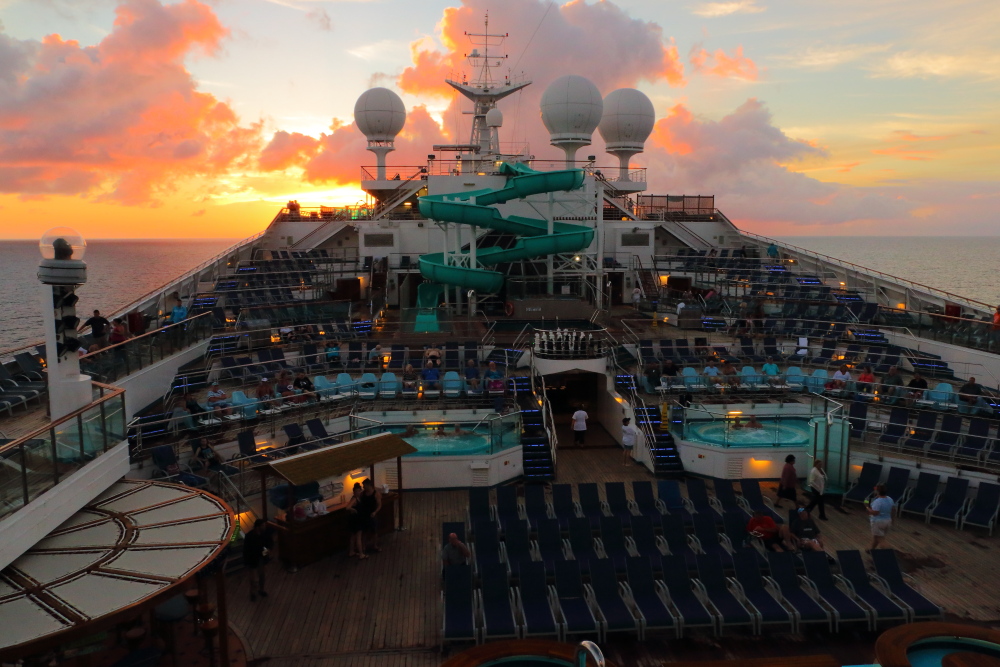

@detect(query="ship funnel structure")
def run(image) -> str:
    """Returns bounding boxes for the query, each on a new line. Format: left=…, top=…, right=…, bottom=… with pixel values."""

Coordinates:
left=354, top=87, right=407, bottom=180
left=540, top=75, right=603, bottom=167
left=598, top=88, right=655, bottom=181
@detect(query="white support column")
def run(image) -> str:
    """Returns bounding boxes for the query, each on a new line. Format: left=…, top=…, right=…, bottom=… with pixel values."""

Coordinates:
left=547, top=192, right=555, bottom=295
left=595, top=180, right=605, bottom=312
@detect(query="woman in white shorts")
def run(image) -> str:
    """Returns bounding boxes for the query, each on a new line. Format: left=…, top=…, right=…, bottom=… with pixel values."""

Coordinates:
left=867, top=483, right=894, bottom=551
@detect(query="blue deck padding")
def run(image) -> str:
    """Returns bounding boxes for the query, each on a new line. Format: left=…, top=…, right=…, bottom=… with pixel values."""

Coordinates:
left=472, top=520, right=503, bottom=569
left=554, top=560, right=598, bottom=636
left=479, top=562, right=518, bottom=639
left=518, top=561, right=558, bottom=637
left=443, top=563, right=476, bottom=641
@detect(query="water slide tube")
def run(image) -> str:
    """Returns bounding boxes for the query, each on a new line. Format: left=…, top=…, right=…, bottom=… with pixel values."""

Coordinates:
left=415, top=162, right=594, bottom=307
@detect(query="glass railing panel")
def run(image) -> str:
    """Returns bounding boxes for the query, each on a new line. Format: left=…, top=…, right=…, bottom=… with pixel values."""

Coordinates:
left=24, top=430, right=57, bottom=506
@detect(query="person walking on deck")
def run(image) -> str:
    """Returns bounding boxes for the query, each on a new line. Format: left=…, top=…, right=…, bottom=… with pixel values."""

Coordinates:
left=804, top=459, right=828, bottom=520
left=571, top=406, right=589, bottom=446
left=867, top=483, right=894, bottom=551
left=775, top=454, right=798, bottom=508
left=621, top=417, right=637, bottom=466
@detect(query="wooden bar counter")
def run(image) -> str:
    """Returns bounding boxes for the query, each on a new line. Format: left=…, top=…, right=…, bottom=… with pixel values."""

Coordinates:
left=271, top=493, right=397, bottom=569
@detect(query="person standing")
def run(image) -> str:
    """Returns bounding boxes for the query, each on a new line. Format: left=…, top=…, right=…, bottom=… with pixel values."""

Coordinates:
left=359, top=478, right=383, bottom=554
left=571, top=405, right=589, bottom=446
left=804, top=459, right=828, bottom=520
left=775, top=454, right=798, bottom=508
left=243, top=519, right=272, bottom=601
left=441, top=532, right=471, bottom=567
left=867, top=483, right=894, bottom=551
left=621, top=417, right=638, bottom=466
left=81, top=310, right=110, bottom=348
left=632, top=286, right=642, bottom=310
left=345, top=483, right=365, bottom=558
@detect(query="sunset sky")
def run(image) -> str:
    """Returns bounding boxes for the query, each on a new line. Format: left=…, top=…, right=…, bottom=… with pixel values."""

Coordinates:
left=0, top=0, right=997, bottom=239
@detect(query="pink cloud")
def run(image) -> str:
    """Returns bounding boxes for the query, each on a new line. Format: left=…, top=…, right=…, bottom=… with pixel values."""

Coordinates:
left=690, top=44, right=759, bottom=80
left=0, top=0, right=261, bottom=205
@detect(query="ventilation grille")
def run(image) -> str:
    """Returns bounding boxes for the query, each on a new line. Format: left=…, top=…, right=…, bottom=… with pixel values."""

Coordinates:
left=383, top=465, right=399, bottom=490
left=471, top=468, right=490, bottom=486
left=363, top=233, right=394, bottom=247
left=726, top=457, right=744, bottom=479
left=620, top=233, right=650, bottom=247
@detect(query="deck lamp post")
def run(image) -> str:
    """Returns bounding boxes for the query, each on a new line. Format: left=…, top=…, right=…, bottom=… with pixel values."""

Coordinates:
left=37, top=227, right=92, bottom=420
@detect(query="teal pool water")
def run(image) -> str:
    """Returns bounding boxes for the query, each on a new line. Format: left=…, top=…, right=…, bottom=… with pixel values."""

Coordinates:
left=907, top=638, right=1000, bottom=666
left=400, top=432, right=489, bottom=456
left=685, top=419, right=812, bottom=447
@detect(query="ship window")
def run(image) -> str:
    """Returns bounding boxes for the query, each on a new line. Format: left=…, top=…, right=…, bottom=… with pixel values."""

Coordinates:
left=363, top=233, right=394, bottom=247
left=621, top=233, right=650, bottom=247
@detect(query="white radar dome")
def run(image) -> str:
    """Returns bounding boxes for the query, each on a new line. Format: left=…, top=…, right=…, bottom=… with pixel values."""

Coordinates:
left=354, top=88, right=406, bottom=142
left=599, top=88, right=656, bottom=151
left=540, top=75, right=603, bottom=142
left=485, top=108, right=503, bottom=128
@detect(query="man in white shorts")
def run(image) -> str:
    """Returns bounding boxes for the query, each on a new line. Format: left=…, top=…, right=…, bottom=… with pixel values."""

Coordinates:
left=571, top=406, right=588, bottom=446
left=867, top=483, right=894, bottom=551
left=620, top=417, right=637, bottom=466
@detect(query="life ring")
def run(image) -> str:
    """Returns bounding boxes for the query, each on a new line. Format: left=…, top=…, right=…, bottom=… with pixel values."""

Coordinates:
left=504, top=301, right=515, bottom=317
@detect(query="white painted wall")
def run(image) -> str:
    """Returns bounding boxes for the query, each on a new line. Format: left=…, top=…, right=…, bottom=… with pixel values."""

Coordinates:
left=114, top=339, right=211, bottom=419
left=0, top=440, right=130, bottom=571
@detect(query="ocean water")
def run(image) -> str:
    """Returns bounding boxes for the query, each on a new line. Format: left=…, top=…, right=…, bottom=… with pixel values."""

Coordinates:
left=1, top=236, right=996, bottom=352
left=0, top=239, right=238, bottom=352
left=780, top=237, right=1000, bottom=307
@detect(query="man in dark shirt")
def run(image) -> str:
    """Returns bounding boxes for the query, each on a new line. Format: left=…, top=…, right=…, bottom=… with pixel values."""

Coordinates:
left=464, top=359, right=481, bottom=390
left=790, top=509, right=825, bottom=552
left=82, top=310, right=110, bottom=348
left=441, top=533, right=471, bottom=566
left=243, top=519, right=273, bottom=601
left=958, top=377, right=984, bottom=409
left=643, top=363, right=661, bottom=393
left=906, top=372, right=928, bottom=403
left=293, top=371, right=315, bottom=398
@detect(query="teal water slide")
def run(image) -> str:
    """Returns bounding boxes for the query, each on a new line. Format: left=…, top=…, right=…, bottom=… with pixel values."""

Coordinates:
left=415, top=162, right=593, bottom=307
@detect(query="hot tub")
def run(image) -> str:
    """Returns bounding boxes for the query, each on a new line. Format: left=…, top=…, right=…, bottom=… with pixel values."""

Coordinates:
left=684, top=419, right=812, bottom=448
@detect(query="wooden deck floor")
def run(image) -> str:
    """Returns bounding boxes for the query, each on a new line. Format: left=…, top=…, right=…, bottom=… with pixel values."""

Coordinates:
left=227, top=448, right=1000, bottom=667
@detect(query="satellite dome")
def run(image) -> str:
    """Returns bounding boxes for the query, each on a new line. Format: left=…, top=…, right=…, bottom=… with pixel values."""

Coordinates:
left=599, top=88, right=655, bottom=151
left=485, top=108, right=503, bottom=128
left=354, top=88, right=406, bottom=142
left=540, top=75, right=603, bottom=142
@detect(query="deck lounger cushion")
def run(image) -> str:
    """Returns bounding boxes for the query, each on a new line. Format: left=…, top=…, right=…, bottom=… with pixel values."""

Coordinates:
left=660, top=555, right=716, bottom=633
left=554, top=560, right=598, bottom=636
left=963, top=482, right=1000, bottom=535
left=870, top=549, right=942, bottom=619
left=588, top=559, right=637, bottom=636
left=731, top=550, right=792, bottom=629
left=479, top=563, right=520, bottom=639
left=766, top=552, right=831, bottom=630
left=523, top=484, right=551, bottom=528
left=836, top=550, right=907, bottom=624
left=624, top=557, right=677, bottom=634
left=518, top=561, right=559, bottom=637
left=442, top=564, right=476, bottom=641
left=696, top=554, right=754, bottom=631
left=801, top=551, right=870, bottom=628
left=844, top=462, right=882, bottom=504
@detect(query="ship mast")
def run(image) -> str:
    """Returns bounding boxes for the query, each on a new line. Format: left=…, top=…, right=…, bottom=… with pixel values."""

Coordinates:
left=445, top=12, right=530, bottom=154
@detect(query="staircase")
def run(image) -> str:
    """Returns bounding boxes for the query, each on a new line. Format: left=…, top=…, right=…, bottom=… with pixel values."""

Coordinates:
left=633, top=404, right=684, bottom=476
left=513, top=375, right=554, bottom=481
left=487, top=348, right=521, bottom=367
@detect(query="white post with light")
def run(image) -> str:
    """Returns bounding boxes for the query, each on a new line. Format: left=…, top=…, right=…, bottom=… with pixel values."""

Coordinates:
left=37, top=227, right=92, bottom=420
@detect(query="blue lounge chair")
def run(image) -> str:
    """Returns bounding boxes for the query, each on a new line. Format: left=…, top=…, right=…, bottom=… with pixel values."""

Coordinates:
left=553, top=560, right=599, bottom=641
left=739, top=479, right=783, bottom=523
left=785, top=366, right=805, bottom=392
left=305, top=418, right=339, bottom=447
left=928, top=413, right=962, bottom=456
left=229, top=390, right=257, bottom=419
left=659, top=555, right=717, bottom=637
left=151, top=445, right=207, bottom=488
left=730, top=550, right=793, bottom=633
left=551, top=484, right=580, bottom=530
left=586, top=558, right=639, bottom=641
left=335, top=372, right=356, bottom=398
left=928, top=476, right=969, bottom=527
left=686, top=478, right=722, bottom=522
left=695, top=554, right=754, bottom=635
left=442, top=370, right=464, bottom=398
left=598, top=516, right=633, bottom=572
left=681, top=366, right=705, bottom=391
left=806, top=369, right=828, bottom=393
left=657, top=480, right=694, bottom=526
left=387, top=344, right=406, bottom=370
left=442, top=563, right=476, bottom=644
left=712, top=479, right=750, bottom=520
left=357, top=372, right=378, bottom=400
left=878, top=407, right=910, bottom=446
left=902, top=410, right=938, bottom=453
left=503, top=520, right=534, bottom=570
left=956, top=418, right=990, bottom=461
left=495, top=486, right=522, bottom=530
left=801, top=550, right=871, bottom=631
left=378, top=372, right=399, bottom=399
left=692, top=512, right=733, bottom=568
left=870, top=549, right=942, bottom=620
left=577, top=483, right=608, bottom=530
left=627, top=515, right=664, bottom=560
left=536, top=518, right=568, bottom=574
left=517, top=561, right=561, bottom=639
left=623, top=557, right=679, bottom=639
left=604, top=482, right=635, bottom=524
left=478, top=562, right=521, bottom=641
left=660, top=513, right=699, bottom=573
left=468, top=487, right=492, bottom=525
left=900, top=472, right=940, bottom=520
left=961, top=482, right=1000, bottom=536
left=472, top=520, right=503, bottom=571
left=883, top=467, right=911, bottom=509
left=835, top=550, right=907, bottom=627
left=313, top=375, right=338, bottom=401
left=567, top=518, right=600, bottom=575
left=524, top=484, right=551, bottom=528
left=631, top=481, right=662, bottom=520
left=848, top=401, right=869, bottom=439
left=844, top=462, right=882, bottom=505
left=765, top=551, right=832, bottom=631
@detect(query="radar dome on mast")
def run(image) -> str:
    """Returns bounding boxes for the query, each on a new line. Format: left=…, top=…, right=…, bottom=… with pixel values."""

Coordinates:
left=598, top=88, right=655, bottom=181
left=540, top=75, right=603, bottom=167
left=354, top=87, right=406, bottom=179
left=485, top=108, right=503, bottom=128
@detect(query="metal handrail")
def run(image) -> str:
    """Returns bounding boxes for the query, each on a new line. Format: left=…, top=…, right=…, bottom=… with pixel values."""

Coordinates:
left=79, top=311, right=212, bottom=360
left=576, top=641, right=605, bottom=667
left=737, top=230, right=993, bottom=312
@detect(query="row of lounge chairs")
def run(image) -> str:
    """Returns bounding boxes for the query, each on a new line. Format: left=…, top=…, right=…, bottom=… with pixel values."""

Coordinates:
left=854, top=405, right=1000, bottom=462
left=0, top=353, right=47, bottom=417
left=845, top=462, right=1000, bottom=535
left=444, top=530, right=940, bottom=643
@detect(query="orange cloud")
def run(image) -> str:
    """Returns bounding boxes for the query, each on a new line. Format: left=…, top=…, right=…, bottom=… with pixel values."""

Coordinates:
left=690, top=44, right=759, bottom=81
left=0, top=0, right=261, bottom=205
left=872, top=130, right=948, bottom=161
